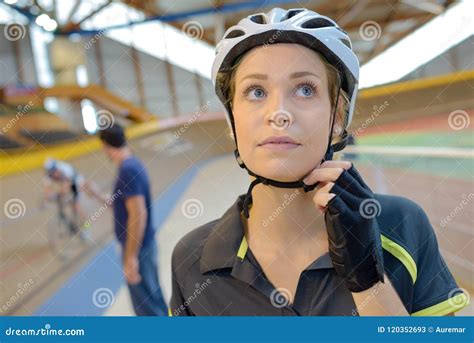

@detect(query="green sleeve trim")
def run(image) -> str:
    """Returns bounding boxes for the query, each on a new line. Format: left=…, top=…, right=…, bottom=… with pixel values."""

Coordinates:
left=411, top=293, right=469, bottom=316
left=381, top=234, right=417, bottom=284
left=237, top=236, right=248, bottom=260
left=168, top=308, right=173, bottom=316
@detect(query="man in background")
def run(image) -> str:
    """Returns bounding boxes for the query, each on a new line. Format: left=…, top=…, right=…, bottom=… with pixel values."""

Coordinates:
left=99, top=123, right=167, bottom=316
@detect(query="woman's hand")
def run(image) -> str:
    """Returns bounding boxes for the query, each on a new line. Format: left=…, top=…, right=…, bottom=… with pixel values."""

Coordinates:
left=303, top=161, right=385, bottom=292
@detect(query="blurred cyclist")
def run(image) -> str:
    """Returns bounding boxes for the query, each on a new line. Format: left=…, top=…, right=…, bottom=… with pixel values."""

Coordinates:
left=43, top=158, right=104, bottom=238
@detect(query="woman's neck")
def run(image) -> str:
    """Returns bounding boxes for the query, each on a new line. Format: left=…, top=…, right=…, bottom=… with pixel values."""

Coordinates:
left=245, top=181, right=328, bottom=254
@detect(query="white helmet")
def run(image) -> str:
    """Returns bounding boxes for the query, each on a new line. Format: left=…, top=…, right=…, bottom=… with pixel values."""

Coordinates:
left=44, top=158, right=73, bottom=180
left=44, top=158, right=58, bottom=174
left=211, top=7, right=359, bottom=133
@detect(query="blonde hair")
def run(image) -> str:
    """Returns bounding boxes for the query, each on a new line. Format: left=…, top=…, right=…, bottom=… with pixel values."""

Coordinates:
left=216, top=49, right=350, bottom=141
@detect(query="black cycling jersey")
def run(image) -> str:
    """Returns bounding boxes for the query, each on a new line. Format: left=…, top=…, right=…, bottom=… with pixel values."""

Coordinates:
left=169, top=193, right=467, bottom=316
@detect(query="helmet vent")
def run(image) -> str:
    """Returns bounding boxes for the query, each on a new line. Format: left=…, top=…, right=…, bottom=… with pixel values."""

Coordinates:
left=340, top=38, right=351, bottom=48
left=249, top=14, right=267, bottom=24
left=301, top=18, right=335, bottom=29
left=224, top=29, right=246, bottom=39
left=281, top=9, right=305, bottom=21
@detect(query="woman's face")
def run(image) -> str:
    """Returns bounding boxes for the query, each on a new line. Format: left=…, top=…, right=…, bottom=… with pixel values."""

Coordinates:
left=232, top=43, right=335, bottom=182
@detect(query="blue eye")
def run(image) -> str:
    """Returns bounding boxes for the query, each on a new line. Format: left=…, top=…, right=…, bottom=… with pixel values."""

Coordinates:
left=244, top=85, right=266, bottom=100
left=295, top=83, right=316, bottom=98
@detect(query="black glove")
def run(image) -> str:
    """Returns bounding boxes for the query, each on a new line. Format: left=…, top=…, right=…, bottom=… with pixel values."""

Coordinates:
left=324, top=164, right=385, bottom=292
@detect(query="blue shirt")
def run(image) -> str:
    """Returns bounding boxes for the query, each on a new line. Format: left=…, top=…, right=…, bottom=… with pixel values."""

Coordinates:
left=113, top=156, right=155, bottom=247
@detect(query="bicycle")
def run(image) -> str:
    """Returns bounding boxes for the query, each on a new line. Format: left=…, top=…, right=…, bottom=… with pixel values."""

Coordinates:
left=46, top=193, right=91, bottom=260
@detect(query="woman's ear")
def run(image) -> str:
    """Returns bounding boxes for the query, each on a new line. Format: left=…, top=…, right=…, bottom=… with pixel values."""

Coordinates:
left=332, top=93, right=346, bottom=139
left=331, top=115, right=344, bottom=140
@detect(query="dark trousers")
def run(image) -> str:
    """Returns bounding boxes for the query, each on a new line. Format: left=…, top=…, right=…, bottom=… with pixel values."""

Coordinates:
left=125, top=241, right=168, bottom=316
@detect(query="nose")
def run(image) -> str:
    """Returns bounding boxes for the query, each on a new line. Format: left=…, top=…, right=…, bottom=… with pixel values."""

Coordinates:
left=264, top=91, right=294, bottom=130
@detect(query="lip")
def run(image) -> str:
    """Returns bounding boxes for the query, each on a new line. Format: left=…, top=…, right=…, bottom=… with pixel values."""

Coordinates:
left=258, top=136, right=301, bottom=151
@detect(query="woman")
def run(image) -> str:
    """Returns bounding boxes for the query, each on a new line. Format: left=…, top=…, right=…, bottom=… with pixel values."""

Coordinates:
left=169, top=8, right=468, bottom=316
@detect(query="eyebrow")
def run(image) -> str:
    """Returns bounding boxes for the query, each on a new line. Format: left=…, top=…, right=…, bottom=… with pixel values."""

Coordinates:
left=239, top=71, right=321, bottom=82
left=290, top=71, right=321, bottom=79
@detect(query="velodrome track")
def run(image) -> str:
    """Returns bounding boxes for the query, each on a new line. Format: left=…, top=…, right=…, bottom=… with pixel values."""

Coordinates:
left=1, top=110, right=472, bottom=316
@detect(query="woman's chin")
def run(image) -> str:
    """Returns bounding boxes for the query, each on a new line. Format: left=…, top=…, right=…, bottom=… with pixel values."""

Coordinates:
left=241, top=150, right=323, bottom=181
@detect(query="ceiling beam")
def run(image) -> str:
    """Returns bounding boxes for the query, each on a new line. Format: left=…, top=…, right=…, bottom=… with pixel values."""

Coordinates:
left=337, top=0, right=370, bottom=27
left=75, top=0, right=112, bottom=26
left=64, top=0, right=82, bottom=28
left=367, top=0, right=400, bottom=60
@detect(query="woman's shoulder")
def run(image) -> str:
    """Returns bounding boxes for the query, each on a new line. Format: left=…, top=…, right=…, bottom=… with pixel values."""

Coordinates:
left=172, top=196, right=244, bottom=269
left=374, top=193, right=436, bottom=262
left=374, top=193, right=423, bottom=216
left=171, top=218, right=220, bottom=269
left=375, top=193, right=430, bottom=234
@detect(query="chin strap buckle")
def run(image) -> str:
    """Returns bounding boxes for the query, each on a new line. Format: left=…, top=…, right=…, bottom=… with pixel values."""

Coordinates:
left=302, top=182, right=317, bottom=193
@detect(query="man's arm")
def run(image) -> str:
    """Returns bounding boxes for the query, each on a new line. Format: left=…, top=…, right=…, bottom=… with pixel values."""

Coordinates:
left=351, top=275, right=409, bottom=316
left=81, top=181, right=109, bottom=204
left=123, top=195, right=147, bottom=284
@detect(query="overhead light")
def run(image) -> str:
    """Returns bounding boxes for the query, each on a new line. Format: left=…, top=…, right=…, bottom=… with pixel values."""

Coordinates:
left=5, top=0, right=18, bottom=5
left=35, top=13, right=50, bottom=27
left=43, top=19, right=57, bottom=31
left=35, top=14, right=57, bottom=32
